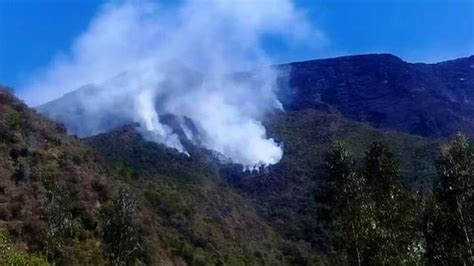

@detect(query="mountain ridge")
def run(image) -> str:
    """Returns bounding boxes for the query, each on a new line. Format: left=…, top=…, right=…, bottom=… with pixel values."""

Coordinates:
left=278, top=53, right=474, bottom=138
left=38, top=53, right=474, bottom=141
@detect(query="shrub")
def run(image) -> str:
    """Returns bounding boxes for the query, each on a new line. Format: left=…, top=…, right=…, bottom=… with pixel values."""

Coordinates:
left=0, top=228, right=49, bottom=265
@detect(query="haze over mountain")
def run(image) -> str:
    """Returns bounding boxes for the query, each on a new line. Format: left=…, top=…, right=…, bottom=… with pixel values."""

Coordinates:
left=39, top=54, right=474, bottom=166
left=20, top=0, right=323, bottom=168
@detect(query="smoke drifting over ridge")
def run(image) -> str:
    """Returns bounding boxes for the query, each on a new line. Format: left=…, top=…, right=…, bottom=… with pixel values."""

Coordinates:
left=21, top=0, right=321, bottom=167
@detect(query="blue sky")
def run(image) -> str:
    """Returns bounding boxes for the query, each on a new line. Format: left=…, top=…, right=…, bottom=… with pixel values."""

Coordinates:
left=1, top=0, right=473, bottom=91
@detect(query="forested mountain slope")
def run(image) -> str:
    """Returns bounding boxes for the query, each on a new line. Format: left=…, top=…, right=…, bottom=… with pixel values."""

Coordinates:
left=0, top=87, right=315, bottom=264
left=86, top=106, right=441, bottom=263
left=3, top=53, right=472, bottom=265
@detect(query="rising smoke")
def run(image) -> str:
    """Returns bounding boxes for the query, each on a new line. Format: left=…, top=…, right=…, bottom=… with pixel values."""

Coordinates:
left=20, top=0, right=322, bottom=167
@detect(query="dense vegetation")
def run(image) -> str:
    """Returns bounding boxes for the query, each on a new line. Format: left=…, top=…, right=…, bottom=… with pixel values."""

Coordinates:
left=0, top=87, right=110, bottom=264
left=1, top=78, right=473, bottom=265
left=324, top=134, right=473, bottom=265
left=88, top=125, right=301, bottom=265
left=221, top=108, right=438, bottom=259
left=1, top=87, right=305, bottom=264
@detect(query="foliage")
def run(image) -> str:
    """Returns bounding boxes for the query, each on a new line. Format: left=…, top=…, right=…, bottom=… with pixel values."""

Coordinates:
left=0, top=228, right=49, bottom=265
left=0, top=88, right=107, bottom=264
left=424, top=133, right=474, bottom=265
left=325, top=142, right=373, bottom=265
left=43, top=183, right=77, bottom=240
left=325, top=141, right=425, bottom=265
left=101, top=188, right=147, bottom=265
left=362, top=141, right=418, bottom=265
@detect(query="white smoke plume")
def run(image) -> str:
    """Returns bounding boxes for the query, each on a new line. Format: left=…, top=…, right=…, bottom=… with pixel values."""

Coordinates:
left=20, top=0, right=322, bottom=167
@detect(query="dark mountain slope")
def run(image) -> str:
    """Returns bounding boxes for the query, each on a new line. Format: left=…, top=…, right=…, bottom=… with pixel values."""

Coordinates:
left=281, top=54, right=474, bottom=138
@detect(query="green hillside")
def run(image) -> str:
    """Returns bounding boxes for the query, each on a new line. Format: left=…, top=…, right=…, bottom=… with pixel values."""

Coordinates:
left=0, top=88, right=109, bottom=264
left=221, top=108, right=439, bottom=254
left=87, top=107, right=442, bottom=264
left=0, top=87, right=320, bottom=264
left=2, top=87, right=462, bottom=265
left=87, top=126, right=313, bottom=265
